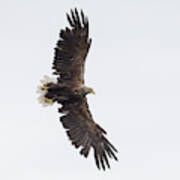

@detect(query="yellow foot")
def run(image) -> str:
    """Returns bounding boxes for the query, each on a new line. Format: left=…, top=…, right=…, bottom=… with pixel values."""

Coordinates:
left=41, top=85, right=49, bottom=90
left=45, top=98, right=53, bottom=103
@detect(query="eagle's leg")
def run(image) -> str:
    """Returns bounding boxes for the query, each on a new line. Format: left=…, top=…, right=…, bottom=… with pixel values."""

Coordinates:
left=37, top=75, right=68, bottom=106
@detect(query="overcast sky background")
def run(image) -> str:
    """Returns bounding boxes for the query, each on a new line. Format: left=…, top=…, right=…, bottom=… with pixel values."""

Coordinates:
left=0, top=0, right=180, bottom=179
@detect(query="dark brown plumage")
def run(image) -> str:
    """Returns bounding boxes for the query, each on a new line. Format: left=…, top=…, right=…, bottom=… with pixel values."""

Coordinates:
left=38, top=8, right=118, bottom=170
left=53, top=8, right=91, bottom=85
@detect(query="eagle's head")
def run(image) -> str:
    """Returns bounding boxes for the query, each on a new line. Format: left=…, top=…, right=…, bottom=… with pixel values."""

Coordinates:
left=37, top=75, right=56, bottom=107
left=83, top=86, right=95, bottom=96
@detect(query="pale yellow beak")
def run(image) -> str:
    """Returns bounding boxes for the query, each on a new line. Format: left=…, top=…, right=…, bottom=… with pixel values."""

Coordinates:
left=91, top=89, right=96, bottom=95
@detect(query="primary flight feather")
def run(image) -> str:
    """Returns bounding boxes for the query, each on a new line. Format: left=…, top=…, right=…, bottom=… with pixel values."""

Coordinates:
left=37, top=8, right=118, bottom=170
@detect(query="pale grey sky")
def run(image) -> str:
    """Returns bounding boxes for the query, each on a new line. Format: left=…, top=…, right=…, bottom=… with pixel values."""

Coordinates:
left=1, top=0, right=180, bottom=179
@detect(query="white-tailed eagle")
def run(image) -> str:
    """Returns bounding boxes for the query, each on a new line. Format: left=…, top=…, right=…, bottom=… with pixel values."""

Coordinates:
left=37, top=8, right=118, bottom=170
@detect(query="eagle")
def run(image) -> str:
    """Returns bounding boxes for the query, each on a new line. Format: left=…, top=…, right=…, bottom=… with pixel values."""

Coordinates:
left=37, top=8, right=118, bottom=170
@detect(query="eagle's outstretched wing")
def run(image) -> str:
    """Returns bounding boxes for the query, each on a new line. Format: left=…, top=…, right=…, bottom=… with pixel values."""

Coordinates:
left=60, top=99, right=118, bottom=170
left=53, top=8, right=91, bottom=86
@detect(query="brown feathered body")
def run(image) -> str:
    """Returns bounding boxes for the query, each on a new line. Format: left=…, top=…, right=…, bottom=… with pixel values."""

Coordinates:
left=38, top=8, right=118, bottom=170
